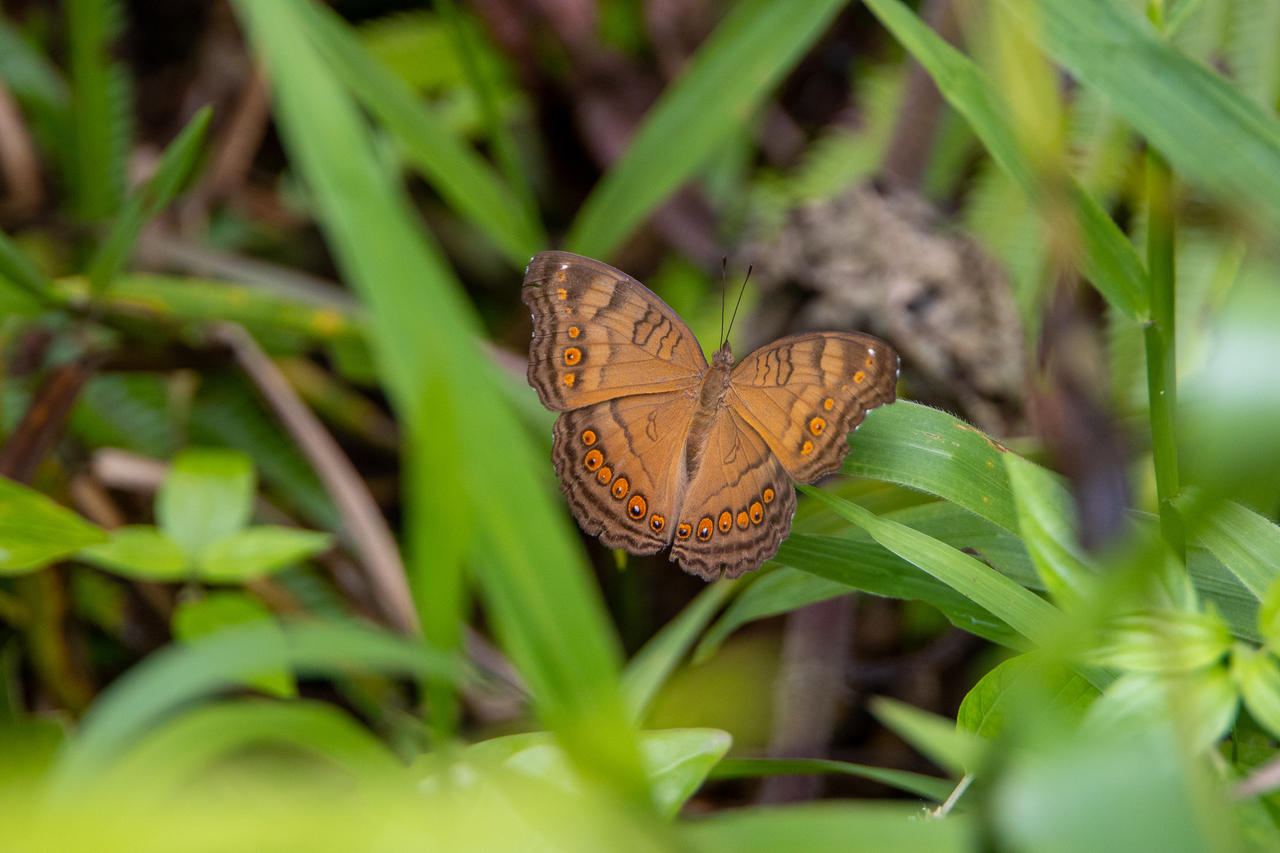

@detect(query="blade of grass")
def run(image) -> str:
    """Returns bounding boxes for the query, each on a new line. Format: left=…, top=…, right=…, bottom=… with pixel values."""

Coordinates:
left=86, top=106, right=212, bottom=295
left=566, top=0, right=848, bottom=259
left=864, top=0, right=1148, bottom=320
left=1183, top=497, right=1280, bottom=600
left=710, top=758, right=952, bottom=802
left=66, top=0, right=130, bottom=220
left=680, top=802, right=972, bottom=852
left=234, top=0, right=649, bottom=805
left=293, top=0, right=544, bottom=267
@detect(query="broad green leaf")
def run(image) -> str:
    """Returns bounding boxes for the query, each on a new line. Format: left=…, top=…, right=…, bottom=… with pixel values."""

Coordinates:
left=86, top=106, right=212, bottom=294
left=958, top=654, right=1098, bottom=740
left=1082, top=611, right=1232, bottom=674
left=1085, top=668, right=1238, bottom=753
left=50, top=619, right=461, bottom=790
left=870, top=697, right=983, bottom=778
left=1004, top=454, right=1095, bottom=603
left=171, top=592, right=295, bottom=698
left=101, top=699, right=401, bottom=793
left=680, top=802, right=972, bottom=853
left=803, top=486, right=1062, bottom=646
left=0, top=476, right=107, bottom=573
left=622, top=580, right=738, bottom=721
left=1007, top=0, right=1280, bottom=225
left=156, top=448, right=255, bottom=558
left=864, top=0, right=1147, bottom=320
left=234, top=0, right=648, bottom=805
left=1186, top=496, right=1280, bottom=601
left=1233, top=646, right=1280, bottom=741
left=76, top=525, right=186, bottom=580
left=294, top=1, right=544, bottom=267
left=709, top=758, right=952, bottom=802
left=196, top=527, right=332, bottom=583
left=460, top=728, right=731, bottom=819
left=566, top=0, right=848, bottom=258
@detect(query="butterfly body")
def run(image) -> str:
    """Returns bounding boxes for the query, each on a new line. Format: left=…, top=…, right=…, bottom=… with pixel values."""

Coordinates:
left=523, top=251, right=897, bottom=580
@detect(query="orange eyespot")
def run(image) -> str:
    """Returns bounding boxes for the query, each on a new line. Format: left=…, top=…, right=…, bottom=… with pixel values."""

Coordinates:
left=676, top=523, right=693, bottom=539
left=801, top=440, right=814, bottom=455
left=696, top=518, right=714, bottom=540
left=628, top=495, right=647, bottom=519
left=581, top=429, right=596, bottom=446
left=823, top=397, right=834, bottom=411
left=749, top=501, right=763, bottom=524
left=612, top=477, right=630, bottom=499
left=568, top=326, right=581, bottom=338
left=556, top=287, right=567, bottom=299
left=717, top=511, right=732, bottom=533
left=853, top=371, right=866, bottom=384
left=563, top=373, right=576, bottom=387
left=809, top=417, right=826, bottom=436
left=763, top=487, right=775, bottom=504
left=564, top=347, right=582, bottom=365
left=650, top=514, right=665, bottom=533
left=865, top=357, right=874, bottom=367
left=596, top=466, right=612, bottom=484
left=736, top=510, right=749, bottom=529
left=584, top=449, right=603, bottom=471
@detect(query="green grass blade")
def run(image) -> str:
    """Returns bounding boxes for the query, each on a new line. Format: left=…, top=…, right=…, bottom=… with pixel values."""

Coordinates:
left=864, top=0, right=1147, bottom=320
left=1009, top=0, right=1280, bottom=224
left=870, top=697, right=983, bottom=777
left=680, top=802, right=972, bottom=853
left=294, top=0, right=544, bottom=267
left=802, top=486, right=1062, bottom=646
left=1185, top=498, right=1280, bottom=600
left=710, top=758, right=953, bottom=802
left=622, top=579, right=739, bottom=721
left=566, top=0, right=848, bottom=259
left=1004, top=453, right=1096, bottom=603
left=66, top=0, right=130, bottom=220
left=87, top=106, right=212, bottom=294
left=233, top=0, right=649, bottom=805
left=0, top=228, right=55, bottom=302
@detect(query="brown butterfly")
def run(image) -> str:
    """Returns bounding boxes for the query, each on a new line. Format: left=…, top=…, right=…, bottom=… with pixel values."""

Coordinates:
left=522, top=251, right=898, bottom=580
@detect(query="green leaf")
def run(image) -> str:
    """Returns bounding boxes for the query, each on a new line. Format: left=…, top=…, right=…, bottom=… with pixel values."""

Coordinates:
left=294, top=1, right=544, bottom=267
left=1234, top=646, right=1280, bottom=741
left=461, top=728, right=731, bottom=819
left=566, top=0, right=848, bottom=258
left=171, top=592, right=295, bottom=698
left=1004, top=453, right=1095, bottom=603
left=67, top=0, right=131, bottom=220
left=49, top=619, right=461, bottom=790
left=196, top=526, right=332, bottom=583
left=958, top=654, right=1098, bottom=740
left=870, top=697, right=983, bottom=778
left=76, top=525, right=186, bottom=580
left=1186, top=497, right=1280, bottom=601
left=864, top=0, right=1147, bottom=320
left=1261, top=579, right=1280, bottom=648
left=1007, top=0, right=1280, bottom=226
left=1082, top=611, right=1232, bottom=674
left=86, top=106, right=212, bottom=294
left=0, top=476, right=107, bottom=573
left=0, top=228, right=55, bottom=302
left=1086, top=668, right=1238, bottom=753
left=802, top=486, right=1063, bottom=647
left=622, top=580, right=738, bottom=721
left=155, top=448, right=255, bottom=560
left=710, top=758, right=952, bottom=802
left=233, top=0, right=648, bottom=806
left=680, top=802, right=972, bottom=853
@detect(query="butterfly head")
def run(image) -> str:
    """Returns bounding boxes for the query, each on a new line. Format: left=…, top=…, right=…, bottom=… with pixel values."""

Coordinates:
left=711, top=341, right=734, bottom=368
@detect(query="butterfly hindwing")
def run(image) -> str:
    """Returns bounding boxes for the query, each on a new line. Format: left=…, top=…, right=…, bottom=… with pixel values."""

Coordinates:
left=523, top=251, right=706, bottom=412
left=551, top=391, right=697, bottom=555
left=728, top=332, right=898, bottom=483
left=667, top=406, right=797, bottom=580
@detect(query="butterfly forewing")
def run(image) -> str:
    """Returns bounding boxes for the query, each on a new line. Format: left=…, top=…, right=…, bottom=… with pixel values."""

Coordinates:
left=551, top=391, right=697, bottom=555
left=667, top=407, right=797, bottom=580
left=728, top=332, right=897, bottom=483
left=522, top=251, right=706, bottom=412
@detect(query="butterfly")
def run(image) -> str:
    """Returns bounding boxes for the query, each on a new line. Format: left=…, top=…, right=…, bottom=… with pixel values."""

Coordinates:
left=522, top=251, right=898, bottom=580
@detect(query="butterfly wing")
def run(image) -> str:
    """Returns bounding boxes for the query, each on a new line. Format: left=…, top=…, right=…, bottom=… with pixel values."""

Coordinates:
left=728, top=332, right=897, bottom=483
left=522, top=251, right=707, bottom=412
left=667, top=406, right=797, bottom=580
left=551, top=391, right=698, bottom=555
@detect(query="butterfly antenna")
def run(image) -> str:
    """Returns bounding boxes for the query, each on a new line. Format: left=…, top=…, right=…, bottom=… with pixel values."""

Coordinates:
left=725, top=263, right=752, bottom=344
left=719, top=255, right=728, bottom=347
